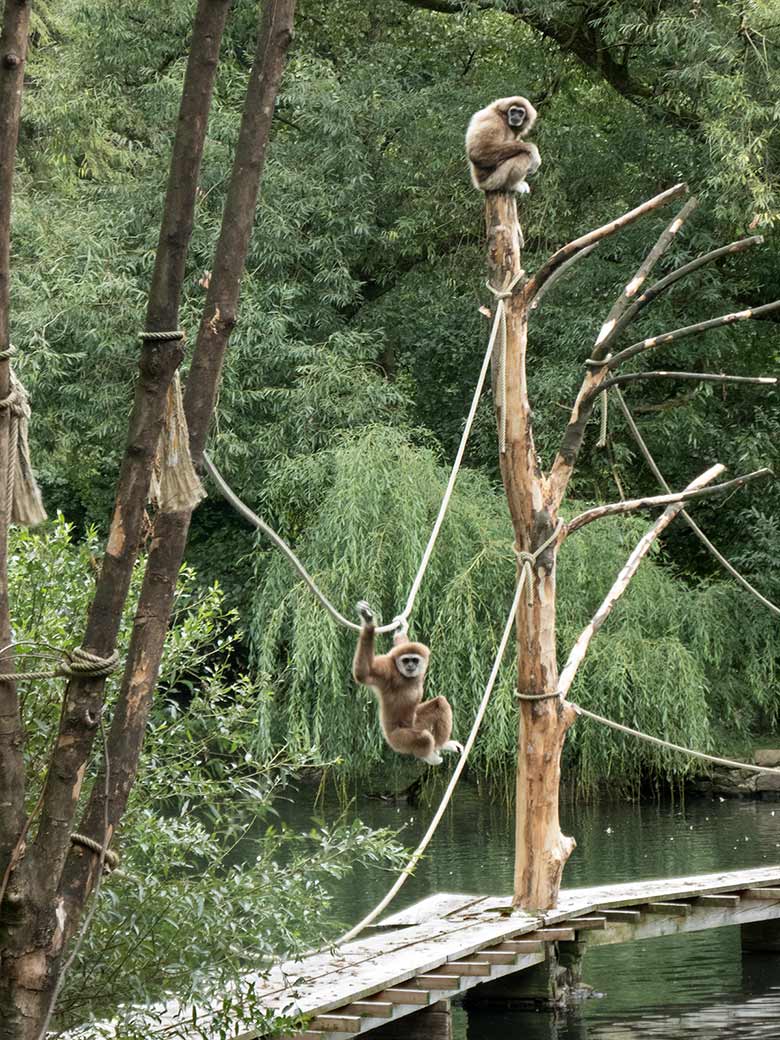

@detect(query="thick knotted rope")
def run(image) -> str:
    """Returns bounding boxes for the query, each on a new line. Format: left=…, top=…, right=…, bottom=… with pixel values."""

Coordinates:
left=0, top=646, right=119, bottom=683
left=0, top=349, right=47, bottom=528
left=138, top=331, right=205, bottom=514
left=486, top=273, right=524, bottom=454
left=70, top=831, right=120, bottom=871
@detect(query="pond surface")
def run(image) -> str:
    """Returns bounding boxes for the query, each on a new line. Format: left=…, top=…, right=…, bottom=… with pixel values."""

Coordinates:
left=282, top=784, right=780, bottom=1039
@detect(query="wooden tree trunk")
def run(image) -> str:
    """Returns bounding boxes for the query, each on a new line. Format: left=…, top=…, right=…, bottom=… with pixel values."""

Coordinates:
left=0, top=3, right=233, bottom=1036
left=484, top=193, right=576, bottom=911
left=60, top=0, right=297, bottom=942
left=0, top=0, right=31, bottom=884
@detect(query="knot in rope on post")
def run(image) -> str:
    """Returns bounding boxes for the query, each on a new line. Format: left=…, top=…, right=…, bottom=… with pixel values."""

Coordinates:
left=486, top=273, right=524, bottom=455
left=0, top=344, right=17, bottom=361
left=57, top=647, right=120, bottom=680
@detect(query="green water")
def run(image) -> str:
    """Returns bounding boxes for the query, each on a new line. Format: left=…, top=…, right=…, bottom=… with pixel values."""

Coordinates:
left=284, top=785, right=780, bottom=1038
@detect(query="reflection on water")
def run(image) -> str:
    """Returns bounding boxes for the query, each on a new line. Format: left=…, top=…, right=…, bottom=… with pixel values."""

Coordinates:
left=279, top=783, right=780, bottom=1038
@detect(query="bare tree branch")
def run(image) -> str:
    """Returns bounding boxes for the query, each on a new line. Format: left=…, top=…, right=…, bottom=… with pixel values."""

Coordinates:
left=604, top=299, right=780, bottom=369
left=591, top=196, right=700, bottom=355
left=567, top=467, right=773, bottom=534
left=614, top=388, right=780, bottom=617
left=525, top=183, right=687, bottom=303
left=529, top=242, right=599, bottom=314
left=557, top=464, right=726, bottom=698
left=602, top=235, right=765, bottom=350
left=588, top=371, right=778, bottom=398
left=545, top=188, right=694, bottom=508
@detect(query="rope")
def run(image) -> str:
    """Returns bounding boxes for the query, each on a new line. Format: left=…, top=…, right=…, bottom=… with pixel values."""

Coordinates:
left=0, top=647, right=120, bottom=683
left=137, top=330, right=186, bottom=342
left=513, top=520, right=563, bottom=608
left=70, top=831, right=120, bottom=871
left=571, top=701, right=780, bottom=776
left=0, top=345, right=17, bottom=360
left=203, top=315, right=501, bottom=636
left=486, top=273, right=523, bottom=454
left=336, top=567, right=528, bottom=945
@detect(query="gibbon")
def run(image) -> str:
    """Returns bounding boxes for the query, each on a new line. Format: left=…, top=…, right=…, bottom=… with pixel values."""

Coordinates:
left=465, top=96, right=541, bottom=194
left=352, top=602, right=463, bottom=766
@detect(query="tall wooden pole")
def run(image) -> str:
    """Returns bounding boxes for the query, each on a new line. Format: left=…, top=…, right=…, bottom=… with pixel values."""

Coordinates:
left=484, top=193, right=576, bottom=910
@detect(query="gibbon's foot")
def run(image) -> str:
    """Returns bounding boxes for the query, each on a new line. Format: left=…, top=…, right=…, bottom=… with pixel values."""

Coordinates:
left=441, top=740, right=464, bottom=755
left=421, top=751, right=443, bottom=766
left=515, top=181, right=531, bottom=194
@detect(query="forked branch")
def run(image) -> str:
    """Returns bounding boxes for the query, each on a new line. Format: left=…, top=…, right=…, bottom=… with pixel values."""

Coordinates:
left=557, top=464, right=725, bottom=698
left=526, top=183, right=687, bottom=301
left=567, top=467, right=772, bottom=534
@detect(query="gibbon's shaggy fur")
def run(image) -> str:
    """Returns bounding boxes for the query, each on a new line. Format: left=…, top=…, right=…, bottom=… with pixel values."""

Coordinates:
left=465, top=95, right=541, bottom=194
left=352, top=602, right=462, bottom=766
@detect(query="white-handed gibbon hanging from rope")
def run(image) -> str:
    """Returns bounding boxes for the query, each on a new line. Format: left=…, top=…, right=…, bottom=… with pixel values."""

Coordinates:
left=352, top=601, right=463, bottom=766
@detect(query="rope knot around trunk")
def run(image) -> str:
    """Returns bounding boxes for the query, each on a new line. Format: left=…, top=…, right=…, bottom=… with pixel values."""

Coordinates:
left=57, top=647, right=120, bottom=679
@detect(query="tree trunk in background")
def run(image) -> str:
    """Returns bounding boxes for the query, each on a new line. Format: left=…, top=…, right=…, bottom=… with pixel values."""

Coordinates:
left=61, top=0, right=297, bottom=954
left=484, top=193, right=576, bottom=911
left=0, top=2, right=233, bottom=1036
left=0, top=0, right=31, bottom=887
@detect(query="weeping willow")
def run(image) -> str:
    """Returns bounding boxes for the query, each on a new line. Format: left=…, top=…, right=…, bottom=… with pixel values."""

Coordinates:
left=250, top=426, right=780, bottom=792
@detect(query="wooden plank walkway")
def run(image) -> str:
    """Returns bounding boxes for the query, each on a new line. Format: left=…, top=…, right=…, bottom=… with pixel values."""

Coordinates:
left=144, top=865, right=780, bottom=1040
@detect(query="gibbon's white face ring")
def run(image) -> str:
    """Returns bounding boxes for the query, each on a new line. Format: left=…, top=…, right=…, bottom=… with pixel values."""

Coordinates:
left=396, top=654, right=425, bottom=678
left=507, top=105, right=526, bottom=128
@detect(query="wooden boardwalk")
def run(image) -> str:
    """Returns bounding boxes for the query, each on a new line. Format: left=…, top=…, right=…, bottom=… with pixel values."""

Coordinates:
left=148, top=865, right=780, bottom=1040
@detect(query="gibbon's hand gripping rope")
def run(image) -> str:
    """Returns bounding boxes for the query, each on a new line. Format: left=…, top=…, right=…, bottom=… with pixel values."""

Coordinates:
left=203, top=292, right=509, bottom=636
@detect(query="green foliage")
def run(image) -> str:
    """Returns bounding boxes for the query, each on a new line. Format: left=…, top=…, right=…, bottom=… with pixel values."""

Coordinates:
left=250, top=427, right=780, bottom=793
left=10, top=518, right=404, bottom=1032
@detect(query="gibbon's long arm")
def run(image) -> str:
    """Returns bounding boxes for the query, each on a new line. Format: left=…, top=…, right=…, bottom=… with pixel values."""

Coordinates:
left=469, top=141, right=536, bottom=169
left=352, top=625, right=379, bottom=685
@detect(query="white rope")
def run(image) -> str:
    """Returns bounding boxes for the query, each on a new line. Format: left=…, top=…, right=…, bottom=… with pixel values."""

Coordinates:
left=203, top=321, right=499, bottom=635
left=571, top=701, right=780, bottom=776
left=336, top=567, right=528, bottom=945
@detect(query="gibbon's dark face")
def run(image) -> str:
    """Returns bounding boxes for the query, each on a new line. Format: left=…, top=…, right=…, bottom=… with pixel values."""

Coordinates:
left=507, top=105, right=526, bottom=129
left=395, top=653, right=427, bottom=679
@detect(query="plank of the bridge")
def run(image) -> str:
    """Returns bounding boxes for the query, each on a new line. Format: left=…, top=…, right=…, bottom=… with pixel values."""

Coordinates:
left=416, top=973, right=460, bottom=989
left=603, top=908, right=641, bottom=921
left=743, top=887, right=780, bottom=899
left=344, top=1001, right=394, bottom=1017
left=560, top=915, right=606, bottom=930
left=375, top=988, right=431, bottom=1004
left=693, top=894, right=741, bottom=907
left=308, top=1013, right=362, bottom=1033
left=525, top=927, right=576, bottom=941
left=644, top=901, right=693, bottom=915
left=495, top=939, right=545, bottom=953
left=444, top=960, right=492, bottom=976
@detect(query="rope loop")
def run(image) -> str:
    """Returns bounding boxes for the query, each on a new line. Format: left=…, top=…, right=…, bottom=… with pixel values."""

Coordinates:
left=70, top=832, right=120, bottom=871
left=137, top=330, right=186, bottom=342
left=57, top=647, right=120, bottom=679
left=0, top=382, right=26, bottom=417
left=517, top=690, right=562, bottom=702
left=0, top=345, right=17, bottom=361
